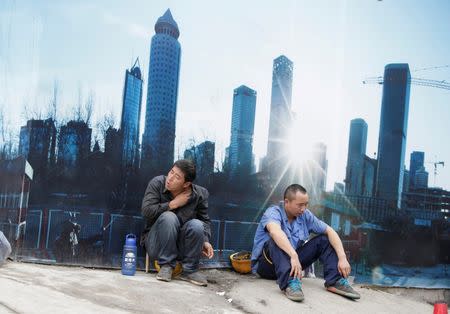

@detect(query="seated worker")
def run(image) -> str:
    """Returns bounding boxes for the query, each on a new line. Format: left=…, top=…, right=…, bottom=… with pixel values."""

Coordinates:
left=141, top=159, right=214, bottom=286
left=251, top=184, right=360, bottom=302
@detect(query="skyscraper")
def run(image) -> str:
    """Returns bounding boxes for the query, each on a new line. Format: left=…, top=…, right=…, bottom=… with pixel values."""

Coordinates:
left=266, top=55, right=293, bottom=166
left=104, top=126, right=122, bottom=171
left=311, top=142, right=328, bottom=192
left=19, top=118, right=56, bottom=202
left=228, top=85, right=257, bottom=181
left=361, top=156, right=376, bottom=197
left=120, top=58, right=143, bottom=172
left=403, top=167, right=410, bottom=194
left=375, top=64, right=411, bottom=208
left=184, top=141, right=215, bottom=184
left=409, top=151, right=424, bottom=190
left=141, top=9, right=181, bottom=178
left=309, top=142, right=328, bottom=204
left=57, top=120, right=92, bottom=175
left=19, top=118, right=56, bottom=180
left=345, top=118, right=368, bottom=195
left=414, top=166, right=429, bottom=189
left=334, top=182, right=345, bottom=194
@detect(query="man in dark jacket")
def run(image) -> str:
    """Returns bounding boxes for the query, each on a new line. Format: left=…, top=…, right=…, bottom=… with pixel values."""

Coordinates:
left=141, top=159, right=213, bottom=286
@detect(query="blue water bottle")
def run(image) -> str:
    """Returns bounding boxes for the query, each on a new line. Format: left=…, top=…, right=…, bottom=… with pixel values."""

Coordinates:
left=121, top=234, right=137, bottom=276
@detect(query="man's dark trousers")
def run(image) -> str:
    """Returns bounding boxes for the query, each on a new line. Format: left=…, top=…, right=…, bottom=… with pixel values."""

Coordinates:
left=145, top=211, right=204, bottom=272
left=256, top=234, right=341, bottom=290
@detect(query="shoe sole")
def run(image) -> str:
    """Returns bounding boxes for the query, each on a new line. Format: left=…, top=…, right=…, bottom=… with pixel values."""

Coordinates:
left=179, top=276, right=207, bottom=287
left=284, top=292, right=304, bottom=302
left=156, top=275, right=171, bottom=282
left=327, top=287, right=360, bottom=299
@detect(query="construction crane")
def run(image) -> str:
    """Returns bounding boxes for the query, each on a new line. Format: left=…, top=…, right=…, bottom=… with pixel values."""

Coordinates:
left=425, top=160, right=445, bottom=187
left=412, top=64, right=450, bottom=73
left=363, top=64, right=450, bottom=90
left=362, top=76, right=450, bottom=90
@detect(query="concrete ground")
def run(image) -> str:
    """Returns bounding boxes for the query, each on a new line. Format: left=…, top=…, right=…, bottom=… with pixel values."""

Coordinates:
left=0, top=261, right=442, bottom=314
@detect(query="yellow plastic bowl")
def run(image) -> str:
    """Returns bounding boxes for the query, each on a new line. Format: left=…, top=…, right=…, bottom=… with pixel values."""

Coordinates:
left=154, top=261, right=183, bottom=277
left=230, top=251, right=252, bottom=274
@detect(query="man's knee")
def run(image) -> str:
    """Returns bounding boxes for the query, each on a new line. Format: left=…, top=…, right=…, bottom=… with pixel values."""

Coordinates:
left=151, top=212, right=180, bottom=240
left=268, top=238, right=283, bottom=251
left=184, top=219, right=204, bottom=237
left=317, top=234, right=329, bottom=244
left=311, top=234, right=331, bottom=249
left=156, top=211, right=180, bottom=227
left=267, top=238, right=290, bottom=260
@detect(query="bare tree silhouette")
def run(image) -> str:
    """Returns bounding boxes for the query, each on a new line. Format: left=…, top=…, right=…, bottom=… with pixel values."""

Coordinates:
left=73, top=84, right=83, bottom=122
left=96, top=111, right=116, bottom=150
left=0, top=108, right=18, bottom=160
left=84, top=90, right=94, bottom=127
left=46, top=80, right=59, bottom=121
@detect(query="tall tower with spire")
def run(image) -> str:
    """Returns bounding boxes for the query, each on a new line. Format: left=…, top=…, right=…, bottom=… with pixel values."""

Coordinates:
left=262, top=55, right=294, bottom=194
left=141, top=9, right=181, bottom=179
left=266, top=56, right=293, bottom=163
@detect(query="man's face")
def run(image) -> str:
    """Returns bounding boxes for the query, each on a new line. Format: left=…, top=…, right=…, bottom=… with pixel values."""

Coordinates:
left=284, top=191, right=309, bottom=218
left=165, top=166, right=189, bottom=192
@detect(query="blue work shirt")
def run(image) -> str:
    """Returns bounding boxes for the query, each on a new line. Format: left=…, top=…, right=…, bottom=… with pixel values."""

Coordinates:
left=251, top=202, right=328, bottom=272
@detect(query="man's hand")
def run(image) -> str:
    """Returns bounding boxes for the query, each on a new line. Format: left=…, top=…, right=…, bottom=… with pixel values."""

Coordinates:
left=266, top=222, right=302, bottom=279
left=325, top=226, right=351, bottom=278
left=169, top=190, right=191, bottom=210
left=337, top=257, right=351, bottom=278
left=289, top=253, right=302, bottom=279
left=202, top=242, right=214, bottom=259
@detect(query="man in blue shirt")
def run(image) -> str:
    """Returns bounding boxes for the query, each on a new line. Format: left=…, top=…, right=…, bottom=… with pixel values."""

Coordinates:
left=251, top=184, right=360, bottom=302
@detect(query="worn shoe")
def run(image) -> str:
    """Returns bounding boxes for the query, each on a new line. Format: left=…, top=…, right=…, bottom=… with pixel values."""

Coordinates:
left=156, top=265, right=173, bottom=282
left=327, top=278, right=361, bottom=299
left=284, top=278, right=304, bottom=302
left=179, top=271, right=208, bottom=287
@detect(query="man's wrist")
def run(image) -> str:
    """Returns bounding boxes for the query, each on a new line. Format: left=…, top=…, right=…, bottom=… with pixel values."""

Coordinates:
left=168, top=201, right=175, bottom=210
left=337, top=253, right=347, bottom=261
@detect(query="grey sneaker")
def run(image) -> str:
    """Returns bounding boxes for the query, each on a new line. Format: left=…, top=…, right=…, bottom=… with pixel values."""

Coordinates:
left=179, top=271, right=208, bottom=287
left=327, top=278, right=361, bottom=299
left=156, top=265, right=173, bottom=282
left=284, top=278, right=304, bottom=302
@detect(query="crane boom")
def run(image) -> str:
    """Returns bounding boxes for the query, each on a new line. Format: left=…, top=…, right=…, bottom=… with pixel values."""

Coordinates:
left=363, top=76, right=450, bottom=90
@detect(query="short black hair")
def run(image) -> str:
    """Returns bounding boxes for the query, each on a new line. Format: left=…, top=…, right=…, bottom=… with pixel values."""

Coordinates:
left=173, top=159, right=196, bottom=182
left=284, top=184, right=307, bottom=201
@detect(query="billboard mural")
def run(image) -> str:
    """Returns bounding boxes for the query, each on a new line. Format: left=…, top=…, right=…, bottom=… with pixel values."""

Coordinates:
left=1, top=1, right=449, bottom=288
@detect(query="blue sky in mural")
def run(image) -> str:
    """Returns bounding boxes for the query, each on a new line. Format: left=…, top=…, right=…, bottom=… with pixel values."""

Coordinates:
left=1, top=0, right=449, bottom=190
